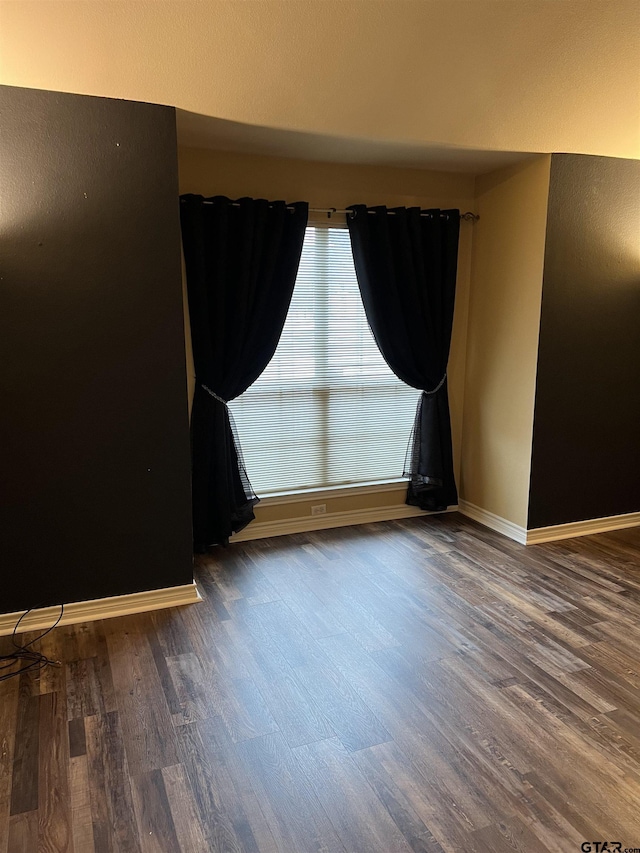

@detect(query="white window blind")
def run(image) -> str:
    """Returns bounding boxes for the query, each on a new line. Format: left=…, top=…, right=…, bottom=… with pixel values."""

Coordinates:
left=229, top=225, right=420, bottom=495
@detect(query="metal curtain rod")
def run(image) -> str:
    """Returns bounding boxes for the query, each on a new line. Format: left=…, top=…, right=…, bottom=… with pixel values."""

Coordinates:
left=310, top=208, right=479, bottom=222
left=187, top=198, right=479, bottom=222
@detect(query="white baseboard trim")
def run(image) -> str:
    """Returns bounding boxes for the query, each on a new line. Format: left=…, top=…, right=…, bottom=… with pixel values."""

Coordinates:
left=0, top=581, right=202, bottom=638
left=458, top=500, right=528, bottom=545
left=230, top=503, right=458, bottom=543
left=526, top=511, right=640, bottom=544
left=459, top=500, right=640, bottom=545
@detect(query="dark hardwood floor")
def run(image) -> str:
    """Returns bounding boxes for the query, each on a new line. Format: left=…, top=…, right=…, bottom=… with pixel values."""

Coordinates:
left=2, top=513, right=640, bottom=852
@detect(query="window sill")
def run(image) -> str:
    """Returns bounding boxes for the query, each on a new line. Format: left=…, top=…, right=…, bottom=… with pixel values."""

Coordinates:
left=257, top=479, right=409, bottom=507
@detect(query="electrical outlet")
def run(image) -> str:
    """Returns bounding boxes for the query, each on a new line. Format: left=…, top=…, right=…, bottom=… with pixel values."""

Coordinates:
left=311, top=503, right=327, bottom=516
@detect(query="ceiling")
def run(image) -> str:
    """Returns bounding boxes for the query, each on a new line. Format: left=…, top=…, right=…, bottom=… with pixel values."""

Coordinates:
left=1, top=1, right=638, bottom=171
left=176, top=110, right=534, bottom=174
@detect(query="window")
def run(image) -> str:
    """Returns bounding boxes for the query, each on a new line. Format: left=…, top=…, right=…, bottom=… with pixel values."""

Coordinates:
left=229, top=224, right=420, bottom=495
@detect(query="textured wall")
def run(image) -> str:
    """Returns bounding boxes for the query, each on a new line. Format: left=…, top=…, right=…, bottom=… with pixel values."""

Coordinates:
left=0, top=85, right=192, bottom=612
left=528, top=154, right=640, bottom=528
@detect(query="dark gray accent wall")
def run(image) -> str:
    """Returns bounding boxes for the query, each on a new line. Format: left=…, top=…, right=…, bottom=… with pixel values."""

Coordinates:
left=0, top=85, right=193, bottom=613
left=528, top=153, right=640, bottom=529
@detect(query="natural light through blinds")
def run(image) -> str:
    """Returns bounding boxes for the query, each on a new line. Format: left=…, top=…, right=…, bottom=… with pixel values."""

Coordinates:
left=229, top=225, right=420, bottom=495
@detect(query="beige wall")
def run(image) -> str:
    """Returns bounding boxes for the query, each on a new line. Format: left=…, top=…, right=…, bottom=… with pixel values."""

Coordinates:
left=460, top=156, right=551, bottom=528
left=179, top=146, right=474, bottom=522
left=254, top=484, right=413, bottom=527
left=1, top=1, right=638, bottom=161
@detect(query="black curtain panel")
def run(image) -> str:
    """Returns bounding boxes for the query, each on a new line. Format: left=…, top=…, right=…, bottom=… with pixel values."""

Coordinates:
left=347, top=205, right=460, bottom=511
left=180, top=195, right=308, bottom=549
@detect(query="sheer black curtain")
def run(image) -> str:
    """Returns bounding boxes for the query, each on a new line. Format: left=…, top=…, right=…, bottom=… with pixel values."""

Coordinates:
left=180, top=195, right=308, bottom=549
left=347, top=205, right=460, bottom=511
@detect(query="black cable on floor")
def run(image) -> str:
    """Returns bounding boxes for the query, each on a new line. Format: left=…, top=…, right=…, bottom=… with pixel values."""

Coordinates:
left=0, top=605, right=64, bottom=682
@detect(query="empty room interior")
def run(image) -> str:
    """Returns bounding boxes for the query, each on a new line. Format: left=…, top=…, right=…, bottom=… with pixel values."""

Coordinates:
left=1, top=2, right=640, bottom=852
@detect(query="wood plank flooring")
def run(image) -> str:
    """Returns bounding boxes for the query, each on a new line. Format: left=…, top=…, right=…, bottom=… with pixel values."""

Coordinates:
left=2, top=513, right=640, bottom=852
